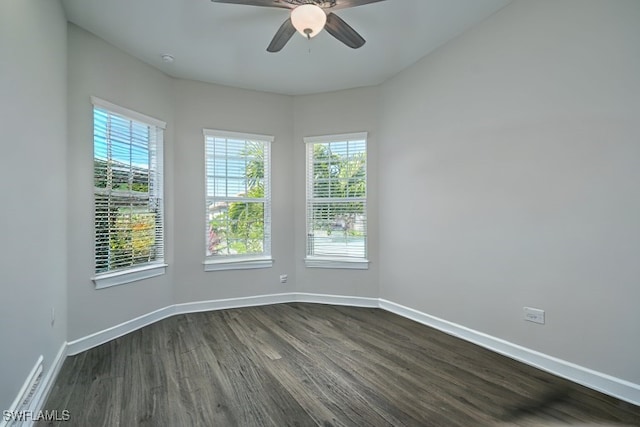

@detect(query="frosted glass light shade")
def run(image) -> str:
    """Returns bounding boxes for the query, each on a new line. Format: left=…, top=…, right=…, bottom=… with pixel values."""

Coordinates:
left=291, top=4, right=327, bottom=39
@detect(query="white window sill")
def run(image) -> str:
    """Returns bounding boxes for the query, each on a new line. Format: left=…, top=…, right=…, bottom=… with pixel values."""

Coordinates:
left=304, top=257, right=370, bottom=270
left=92, top=263, right=168, bottom=289
left=203, top=257, right=273, bottom=272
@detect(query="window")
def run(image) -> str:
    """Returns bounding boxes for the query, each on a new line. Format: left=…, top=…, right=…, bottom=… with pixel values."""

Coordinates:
left=305, top=132, right=369, bottom=269
left=92, top=97, right=166, bottom=288
left=204, top=129, right=273, bottom=271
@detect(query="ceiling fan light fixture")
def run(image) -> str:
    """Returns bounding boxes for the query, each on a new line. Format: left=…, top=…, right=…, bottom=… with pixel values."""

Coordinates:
left=291, top=4, right=327, bottom=39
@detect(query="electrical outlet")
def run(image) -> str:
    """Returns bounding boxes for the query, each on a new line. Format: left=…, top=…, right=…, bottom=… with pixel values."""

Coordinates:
left=523, top=307, right=545, bottom=324
left=279, top=274, right=288, bottom=284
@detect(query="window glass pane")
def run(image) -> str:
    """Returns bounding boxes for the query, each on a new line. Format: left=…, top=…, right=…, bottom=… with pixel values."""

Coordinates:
left=306, top=201, right=366, bottom=257
left=205, top=133, right=271, bottom=259
left=306, top=135, right=367, bottom=259
left=93, top=105, right=163, bottom=275
left=208, top=202, right=265, bottom=256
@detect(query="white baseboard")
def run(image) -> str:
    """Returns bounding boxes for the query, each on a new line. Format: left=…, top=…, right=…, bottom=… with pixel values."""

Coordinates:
left=379, top=299, right=640, bottom=407
left=295, top=293, right=379, bottom=307
left=67, top=293, right=297, bottom=355
left=66, top=293, right=378, bottom=356
left=34, top=294, right=640, bottom=413
left=174, top=293, right=297, bottom=315
left=67, top=305, right=176, bottom=356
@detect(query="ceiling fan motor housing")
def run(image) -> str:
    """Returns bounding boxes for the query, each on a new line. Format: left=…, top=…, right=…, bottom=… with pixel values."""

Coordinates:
left=286, top=0, right=337, bottom=7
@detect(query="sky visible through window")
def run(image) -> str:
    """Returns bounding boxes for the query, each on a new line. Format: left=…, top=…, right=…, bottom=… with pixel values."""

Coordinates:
left=94, top=108, right=150, bottom=170
left=93, top=106, right=162, bottom=275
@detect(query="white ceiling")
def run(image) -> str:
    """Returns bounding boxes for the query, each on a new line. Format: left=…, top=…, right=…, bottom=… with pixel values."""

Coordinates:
left=61, top=0, right=511, bottom=95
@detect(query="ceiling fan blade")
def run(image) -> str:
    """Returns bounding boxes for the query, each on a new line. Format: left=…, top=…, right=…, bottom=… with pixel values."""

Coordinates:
left=210, top=0, right=292, bottom=9
left=331, top=0, right=386, bottom=11
left=324, top=13, right=366, bottom=49
left=267, top=18, right=296, bottom=52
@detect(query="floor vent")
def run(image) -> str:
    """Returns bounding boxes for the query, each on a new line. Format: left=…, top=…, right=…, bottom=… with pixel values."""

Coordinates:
left=3, top=356, right=43, bottom=427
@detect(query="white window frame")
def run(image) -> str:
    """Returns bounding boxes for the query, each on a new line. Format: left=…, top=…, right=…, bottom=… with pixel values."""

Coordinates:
left=305, top=132, right=370, bottom=270
left=203, top=129, right=273, bottom=272
left=91, top=97, right=167, bottom=289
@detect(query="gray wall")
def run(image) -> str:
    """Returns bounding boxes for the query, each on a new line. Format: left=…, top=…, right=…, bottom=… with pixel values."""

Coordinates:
left=378, top=0, right=640, bottom=382
left=64, top=26, right=382, bottom=336
left=65, top=27, right=297, bottom=336
left=5, top=0, right=638, bottom=408
left=66, top=25, right=175, bottom=341
left=172, top=79, right=296, bottom=303
left=293, top=88, right=380, bottom=297
left=0, top=0, right=68, bottom=410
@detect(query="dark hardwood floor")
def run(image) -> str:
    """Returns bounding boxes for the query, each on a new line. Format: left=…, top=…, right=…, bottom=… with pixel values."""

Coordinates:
left=39, top=303, right=640, bottom=426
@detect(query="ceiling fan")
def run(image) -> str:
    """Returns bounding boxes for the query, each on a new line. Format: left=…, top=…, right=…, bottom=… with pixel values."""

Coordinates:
left=211, top=0, right=386, bottom=52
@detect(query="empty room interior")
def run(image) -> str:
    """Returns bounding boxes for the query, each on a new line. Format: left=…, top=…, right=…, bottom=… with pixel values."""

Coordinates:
left=2, top=0, right=640, bottom=425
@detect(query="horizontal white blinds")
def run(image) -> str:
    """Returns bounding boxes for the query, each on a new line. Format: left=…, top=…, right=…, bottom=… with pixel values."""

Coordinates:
left=305, top=133, right=367, bottom=259
left=204, top=130, right=272, bottom=258
left=93, top=102, right=164, bottom=274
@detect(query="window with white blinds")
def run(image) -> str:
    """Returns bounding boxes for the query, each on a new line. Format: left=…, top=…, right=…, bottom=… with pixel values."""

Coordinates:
left=305, top=132, right=369, bottom=269
left=204, top=129, right=273, bottom=271
left=92, top=97, right=166, bottom=288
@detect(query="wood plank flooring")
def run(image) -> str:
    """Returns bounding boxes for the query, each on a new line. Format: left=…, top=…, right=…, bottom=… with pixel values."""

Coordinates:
left=38, top=303, right=640, bottom=426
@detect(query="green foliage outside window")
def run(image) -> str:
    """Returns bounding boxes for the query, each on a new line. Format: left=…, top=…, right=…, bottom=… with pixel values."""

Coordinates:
left=95, top=158, right=156, bottom=272
left=208, top=142, right=266, bottom=256
left=311, top=144, right=366, bottom=235
left=109, top=209, right=156, bottom=269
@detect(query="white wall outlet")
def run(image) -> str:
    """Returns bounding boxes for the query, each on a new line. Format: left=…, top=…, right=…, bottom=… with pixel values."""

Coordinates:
left=523, top=307, right=545, bottom=324
left=279, top=274, right=288, bottom=284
